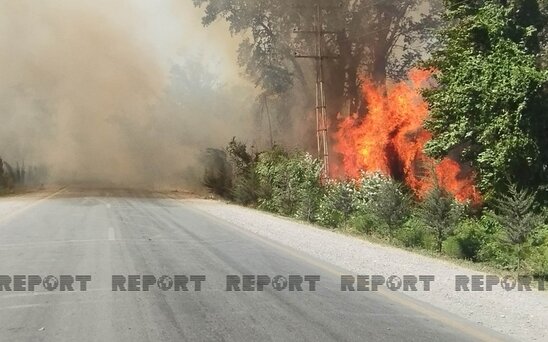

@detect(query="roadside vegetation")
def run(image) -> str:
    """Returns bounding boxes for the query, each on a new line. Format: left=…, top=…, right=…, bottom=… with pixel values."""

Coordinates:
left=0, top=157, right=47, bottom=195
left=204, top=140, right=547, bottom=280
left=202, top=0, right=548, bottom=280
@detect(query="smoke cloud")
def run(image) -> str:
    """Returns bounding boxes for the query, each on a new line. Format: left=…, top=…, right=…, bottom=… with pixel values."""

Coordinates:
left=0, top=0, right=256, bottom=188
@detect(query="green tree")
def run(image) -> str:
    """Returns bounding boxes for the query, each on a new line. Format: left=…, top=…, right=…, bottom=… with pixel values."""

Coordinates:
left=367, top=180, right=411, bottom=240
left=422, top=0, right=548, bottom=200
left=491, top=183, right=545, bottom=275
left=541, top=0, right=548, bottom=66
left=417, top=183, right=463, bottom=253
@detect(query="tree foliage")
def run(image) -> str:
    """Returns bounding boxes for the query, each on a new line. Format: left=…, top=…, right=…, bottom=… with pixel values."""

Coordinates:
left=255, top=146, right=323, bottom=218
left=367, top=180, right=411, bottom=239
left=422, top=0, right=548, bottom=199
left=317, top=179, right=356, bottom=228
left=193, top=0, right=441, bottom=117
left=417, top=183, right=464, bottom=252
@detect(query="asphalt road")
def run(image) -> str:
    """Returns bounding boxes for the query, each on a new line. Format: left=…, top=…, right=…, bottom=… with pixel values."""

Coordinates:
left=0, top=189, right=508, bottom=342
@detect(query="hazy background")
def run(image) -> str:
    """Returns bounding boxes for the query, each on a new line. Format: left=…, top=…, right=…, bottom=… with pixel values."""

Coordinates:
left=0, top=0, right=258, bottom=188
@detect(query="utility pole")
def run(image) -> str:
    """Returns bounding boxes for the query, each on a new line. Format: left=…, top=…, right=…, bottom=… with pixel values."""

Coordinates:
left=260, top=94, right=274, bottom=149
left=295, top=3, right=340, bottom=179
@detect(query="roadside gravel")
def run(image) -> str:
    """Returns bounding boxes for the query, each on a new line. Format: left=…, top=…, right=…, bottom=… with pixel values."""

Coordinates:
left=0, top=189, right=59, bottom=218
left=185, top=199, right=548, bottom=342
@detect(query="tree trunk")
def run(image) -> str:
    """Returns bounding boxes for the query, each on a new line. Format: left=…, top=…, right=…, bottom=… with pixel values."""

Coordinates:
left=437, top=229, right=443, bottom=253
left=372, top=51, right=388, bottom=88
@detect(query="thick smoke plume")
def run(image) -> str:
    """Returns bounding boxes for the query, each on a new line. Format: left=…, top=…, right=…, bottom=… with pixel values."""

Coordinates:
left=0, top=0, right=255, bottom=188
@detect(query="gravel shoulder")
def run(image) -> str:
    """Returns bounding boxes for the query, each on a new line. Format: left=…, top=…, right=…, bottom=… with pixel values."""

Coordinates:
left=184, top=198, right=548, bottom=342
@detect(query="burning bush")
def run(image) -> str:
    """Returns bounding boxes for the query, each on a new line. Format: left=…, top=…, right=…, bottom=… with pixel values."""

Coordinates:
left=205, top=138, right=547, bottom=279
left=334, top=69, right=481, bottom=204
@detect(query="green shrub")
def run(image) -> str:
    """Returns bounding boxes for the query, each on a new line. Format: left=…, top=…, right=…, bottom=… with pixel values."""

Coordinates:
left=202, top=148, right=232, bottom=197
left=345, top=212, right=384, bottom=235
left=255, top=147, right=322, bottom=219
left=442, top=236, right=464, bottom=259
left=366, top=180, right=411, bottom=240
left=287, top=153, right=323, bottom=221
left=525, top=225, right=548, bottom=278
left=396, top=218, right=435, bottom=249
left=351, top=172, right=394, bottom=211
left=476, top=215, right=517, bottom=269
left=255, top=146, right=291, bottom=213
left=449, top=219, right=490, bottom=261
left=416, top=184, right=464, bottom=253
left=527, top=244, right=548, bottom=279
left=316, top=180, right=356, bottom=228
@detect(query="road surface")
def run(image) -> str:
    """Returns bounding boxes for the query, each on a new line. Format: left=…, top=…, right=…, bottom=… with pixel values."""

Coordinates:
left=0, top=189, right=509, bottom=341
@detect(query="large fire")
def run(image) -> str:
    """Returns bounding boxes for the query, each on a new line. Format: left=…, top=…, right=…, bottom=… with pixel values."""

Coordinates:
left=333, top=69, right=480, bottom=203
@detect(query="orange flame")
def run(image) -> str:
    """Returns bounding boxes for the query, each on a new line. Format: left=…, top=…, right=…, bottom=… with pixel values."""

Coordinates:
left=333, top=69, right=480, bottom=203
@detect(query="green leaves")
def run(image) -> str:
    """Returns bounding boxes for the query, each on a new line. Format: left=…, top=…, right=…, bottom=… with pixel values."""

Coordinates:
left=255, top=147, right=323, bottom=219
left=194, top=0, right=442, bottom=116
left=416, top=184, right=465, bottom=252
left=316, top=173, right=410, bottom=233
left=423, top=0, right=548, bottom=198
left=316, top=180, right=356, bottom=228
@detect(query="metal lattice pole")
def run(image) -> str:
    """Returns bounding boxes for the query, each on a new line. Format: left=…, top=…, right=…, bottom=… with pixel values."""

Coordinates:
left=295, top=3, right=339, bottom=179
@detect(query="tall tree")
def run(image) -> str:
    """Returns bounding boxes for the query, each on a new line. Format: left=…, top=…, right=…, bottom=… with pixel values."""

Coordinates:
left=422, top=0, right=548, bottom=201
left=193, top=0, right=440, bottom=119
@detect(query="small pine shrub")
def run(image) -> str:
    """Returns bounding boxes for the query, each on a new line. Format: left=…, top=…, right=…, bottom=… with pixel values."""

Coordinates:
left=417, top=184, right=464, bottom=253
left=231, top=174, right=259, bottom=205
left=366, top=180, right=411, bottom=240
left=476, top=215, right=518, bottom=269
left=490, top=184, right=545, bottom=274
